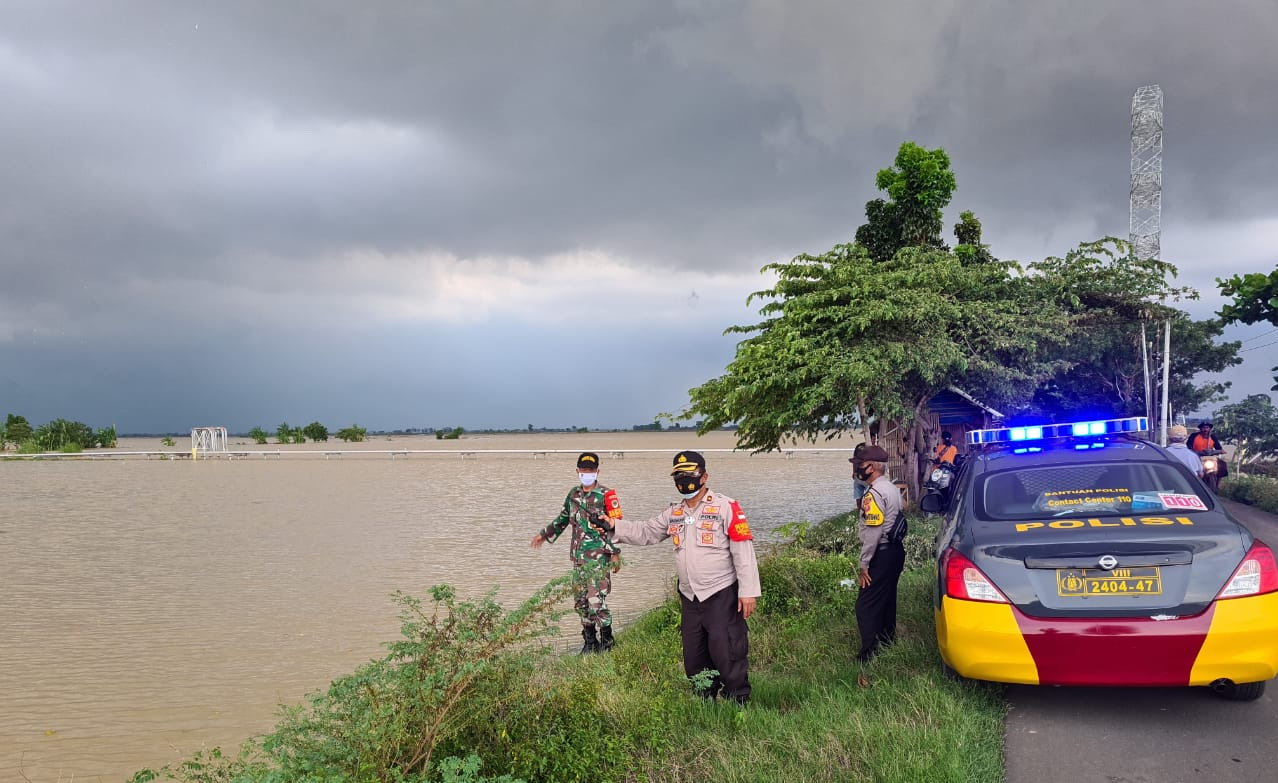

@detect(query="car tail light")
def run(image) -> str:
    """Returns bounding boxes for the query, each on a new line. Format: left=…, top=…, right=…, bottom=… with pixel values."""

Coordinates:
left=1217, top=540, right=1278, bottom=599
left=943, top=548, right=1008, bottom=603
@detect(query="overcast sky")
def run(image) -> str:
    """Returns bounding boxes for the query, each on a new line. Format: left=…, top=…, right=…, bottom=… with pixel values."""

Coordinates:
left=2, top=0, right=1276, bottom=434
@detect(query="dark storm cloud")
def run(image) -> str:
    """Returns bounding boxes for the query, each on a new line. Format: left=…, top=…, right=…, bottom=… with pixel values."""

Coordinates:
left=1, top=1, right=1274, bottom=429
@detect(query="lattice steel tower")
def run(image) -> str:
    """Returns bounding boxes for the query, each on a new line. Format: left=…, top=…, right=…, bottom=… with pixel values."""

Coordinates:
left=1130, top=85, right=1163, bottom=260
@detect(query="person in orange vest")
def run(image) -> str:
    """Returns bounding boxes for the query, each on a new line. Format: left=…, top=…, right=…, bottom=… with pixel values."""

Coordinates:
left=933, top=431, right=958, bottom=465
left=1188, top=422, right=1227, bottom=477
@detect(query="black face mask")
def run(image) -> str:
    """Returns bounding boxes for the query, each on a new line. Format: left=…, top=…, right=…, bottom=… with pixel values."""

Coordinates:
left=674, top=472, right=705, bottom=497
left=854, top=465, right=872, bottom=481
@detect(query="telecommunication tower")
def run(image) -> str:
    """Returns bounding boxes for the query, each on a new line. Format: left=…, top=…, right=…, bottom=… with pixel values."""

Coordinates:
left=1129, top=85, right=1163, bottom=260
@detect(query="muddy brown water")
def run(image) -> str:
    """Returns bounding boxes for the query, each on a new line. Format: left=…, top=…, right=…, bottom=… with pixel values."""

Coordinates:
left=1, top=431, right=857, bottom=780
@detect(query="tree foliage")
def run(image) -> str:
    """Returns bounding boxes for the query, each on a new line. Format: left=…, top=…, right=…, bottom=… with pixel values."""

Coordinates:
left=952, top=210, right=995, bottom=266
left=335, top=424, right=367, bottom=442
left=1016, top=238, right=1221, bottom=420
left=302, top=421, right=329, bottom=442
left=276, top=422, right=305, bottom=444
left=1214, top=394, right=1278, bottom=468
left=1218, top=266, right=1278, bottom=391
left=854, top=142, right=957, bottom=261
left=685, top=242, right=1068, bottom=497
left=33, top=418, right=96, bottom=452
left=248, top=426, right=269, bottom=445
left=2, top=414, right=33, bottom=449
left=1218, top=267, right=1278, bottom=326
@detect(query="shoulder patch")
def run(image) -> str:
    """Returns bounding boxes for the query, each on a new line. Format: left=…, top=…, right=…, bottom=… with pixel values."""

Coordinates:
left=861, top=491, right=885, bottom=526
left=603, top=488, right=624, bottom=519
left=727, top=500, right=752, bottom=541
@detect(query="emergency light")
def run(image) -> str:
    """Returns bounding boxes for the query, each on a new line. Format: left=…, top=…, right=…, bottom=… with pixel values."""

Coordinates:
left=966, top=417, right=1149, bottom=446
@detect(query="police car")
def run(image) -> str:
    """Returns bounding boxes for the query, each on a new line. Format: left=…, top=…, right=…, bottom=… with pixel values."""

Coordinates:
left=926, top=417, right=1278, bottom=700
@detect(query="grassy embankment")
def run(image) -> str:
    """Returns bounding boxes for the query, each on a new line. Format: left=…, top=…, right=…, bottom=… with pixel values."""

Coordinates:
left=133, top=514, right=1005, bottom=783
left=1220, top=472, right=1278, bottom=515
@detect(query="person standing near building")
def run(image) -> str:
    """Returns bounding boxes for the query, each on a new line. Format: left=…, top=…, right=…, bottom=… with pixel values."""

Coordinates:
left=592, top=450, right=761, bottom=705
left=530, top=452, right=624, bottom=653
left=852, top=445, right=907, bottom=678
left=933, top=431, right=958, bottom=465
left=1166, top=425, right=1203, bottom=477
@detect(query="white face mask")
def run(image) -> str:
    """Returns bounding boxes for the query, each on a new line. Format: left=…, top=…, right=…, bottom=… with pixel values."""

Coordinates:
left=579, top=472, right=598, bottom=486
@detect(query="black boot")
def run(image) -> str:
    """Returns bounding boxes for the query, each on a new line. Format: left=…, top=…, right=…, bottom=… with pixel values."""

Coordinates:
left=579, top=626, right=599, bottom=655
left=598, top=625, right=615, bottom=652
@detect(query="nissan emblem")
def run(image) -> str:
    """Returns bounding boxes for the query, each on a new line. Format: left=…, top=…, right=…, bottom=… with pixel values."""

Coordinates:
left=1097, top=554, right=1119, bottom=570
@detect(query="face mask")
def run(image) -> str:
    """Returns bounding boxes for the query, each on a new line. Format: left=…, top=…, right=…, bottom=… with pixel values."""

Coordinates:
left=674, top=472, right=704, bottom=498
left=854, top=465, right=872, bottom=481
left=579, top=472, right=598, bottom=486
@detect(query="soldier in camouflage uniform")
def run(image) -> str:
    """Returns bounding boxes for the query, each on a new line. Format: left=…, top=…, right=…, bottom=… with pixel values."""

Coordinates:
left=530, top=452, right=624, bottom=653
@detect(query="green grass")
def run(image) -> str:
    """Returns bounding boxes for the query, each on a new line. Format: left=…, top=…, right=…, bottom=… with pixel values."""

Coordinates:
left=134, top=516, right=1006, bottom=783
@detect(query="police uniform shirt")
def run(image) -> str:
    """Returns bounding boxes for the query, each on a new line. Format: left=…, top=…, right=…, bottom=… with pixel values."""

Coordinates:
left=611, top=490, right=762, bottom=601
left=858, top=475, right=903, bottom=570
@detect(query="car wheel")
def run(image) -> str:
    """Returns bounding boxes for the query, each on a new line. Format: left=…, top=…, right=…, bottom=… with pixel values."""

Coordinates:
left=1214, top=680, right=1266, bottom=701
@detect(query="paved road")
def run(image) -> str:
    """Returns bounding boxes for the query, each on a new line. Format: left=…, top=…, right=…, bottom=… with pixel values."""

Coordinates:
left=1003, top=498, right=1278, bottom=783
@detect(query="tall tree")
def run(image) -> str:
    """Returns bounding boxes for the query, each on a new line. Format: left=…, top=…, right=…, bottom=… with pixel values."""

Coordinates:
left=1214, top=394, right=1278, bottom=468
left=685, top=243, right=1066, bottom=499
left=854, top=142, right=957, bottom=261
left=1024, top=315, right=1241, bottom=421
left=1018, top=238, right=1210, bottom=422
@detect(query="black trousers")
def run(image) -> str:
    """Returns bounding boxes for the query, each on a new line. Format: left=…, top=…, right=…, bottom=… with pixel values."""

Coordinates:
left=856, top=541, right=906, bottom=663
left=680, top=581, right=751, bottom=702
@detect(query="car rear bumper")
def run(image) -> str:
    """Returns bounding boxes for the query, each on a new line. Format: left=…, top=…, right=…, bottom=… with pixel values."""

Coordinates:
left=936, top=592, right=1278, bottom=686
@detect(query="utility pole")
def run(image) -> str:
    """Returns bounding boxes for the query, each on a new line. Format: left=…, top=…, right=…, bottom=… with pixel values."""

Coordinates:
left=1160, top=319, right=1171, bottom=445
left=1141, top=322, right=1152, bottom=426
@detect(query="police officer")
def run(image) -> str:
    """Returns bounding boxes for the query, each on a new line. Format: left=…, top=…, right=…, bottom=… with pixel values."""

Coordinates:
left=594, top=451, right=761, bottom=704
left=852, top=445, right=907, bottom=671
left=530, top=452, right=624, bottom=653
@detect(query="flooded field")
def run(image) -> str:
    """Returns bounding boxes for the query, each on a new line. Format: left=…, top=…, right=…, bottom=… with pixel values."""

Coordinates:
left=0, top=431, right=857, bottom=780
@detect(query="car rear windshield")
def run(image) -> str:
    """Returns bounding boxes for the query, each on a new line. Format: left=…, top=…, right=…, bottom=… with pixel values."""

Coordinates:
left=976, top=460, right=1211, bottom=520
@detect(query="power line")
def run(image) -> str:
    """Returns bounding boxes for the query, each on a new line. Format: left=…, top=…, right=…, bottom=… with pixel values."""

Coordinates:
left=1239, top=339, right=1278, bottom=354
left=1240, top=327, right=1278, bottom=344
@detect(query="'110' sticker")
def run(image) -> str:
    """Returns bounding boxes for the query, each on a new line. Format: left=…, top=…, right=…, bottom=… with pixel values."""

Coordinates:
left=1158, top=493, right=1207, bottom=511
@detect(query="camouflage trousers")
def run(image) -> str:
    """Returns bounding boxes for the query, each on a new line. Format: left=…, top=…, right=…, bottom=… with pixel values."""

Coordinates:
left=572, top=559, right=613, bottom=628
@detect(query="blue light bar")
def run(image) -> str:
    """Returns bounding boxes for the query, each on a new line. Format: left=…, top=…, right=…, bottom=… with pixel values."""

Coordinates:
left=967, top=417, right=1148, bottom=446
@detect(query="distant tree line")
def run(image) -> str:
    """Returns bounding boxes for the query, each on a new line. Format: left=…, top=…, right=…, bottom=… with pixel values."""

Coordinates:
left=0, top=414, right=117, bottom=453
left=243, top=422, right=368, bottom=444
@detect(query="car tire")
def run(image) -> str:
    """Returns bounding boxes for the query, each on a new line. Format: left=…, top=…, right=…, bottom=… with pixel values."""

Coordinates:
left=1215, top=681, right=1266, bottom=701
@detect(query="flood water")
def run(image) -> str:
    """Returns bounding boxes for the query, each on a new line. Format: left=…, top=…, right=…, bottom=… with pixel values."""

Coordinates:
left=1, top=431, right=858, bottom=781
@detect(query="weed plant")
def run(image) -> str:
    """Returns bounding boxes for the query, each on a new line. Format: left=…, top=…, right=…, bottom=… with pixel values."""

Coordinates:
left=134, top=516, right=1004, bottom=783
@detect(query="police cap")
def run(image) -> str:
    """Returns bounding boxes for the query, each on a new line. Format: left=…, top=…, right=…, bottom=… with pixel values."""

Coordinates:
left=851, top=445, right=890, bottom=464
left=671, top=450, right=706, bottom=474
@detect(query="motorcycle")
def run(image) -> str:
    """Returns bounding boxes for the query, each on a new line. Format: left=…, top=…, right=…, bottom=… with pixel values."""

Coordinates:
left=1198, top=448, right=1225, bottom=492
left=921, top=457, right=962, bottom=514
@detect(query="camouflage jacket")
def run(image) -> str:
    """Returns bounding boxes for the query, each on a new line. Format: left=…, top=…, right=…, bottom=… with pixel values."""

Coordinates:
left=540, top=484, right=623, bottom=563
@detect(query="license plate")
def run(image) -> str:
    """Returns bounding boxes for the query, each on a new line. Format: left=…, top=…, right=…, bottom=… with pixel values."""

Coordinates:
left=1056, top=566, right=1162, bottom=596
